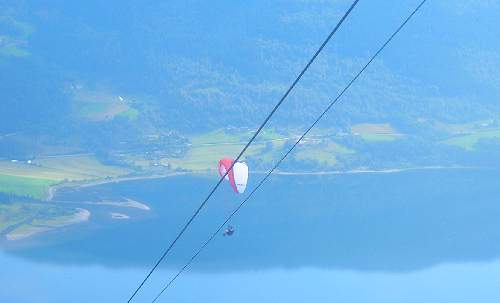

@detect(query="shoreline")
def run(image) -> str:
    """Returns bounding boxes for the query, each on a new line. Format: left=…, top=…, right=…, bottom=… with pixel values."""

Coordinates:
left=5, top=208, right=91, bottom=241
left=256, top=165, right=478, bottom=175
left=46, top=165, right=478, bottom=201
left=50, top=198, right=151, bottom=211
left=46, top=171, right=189, bottom=202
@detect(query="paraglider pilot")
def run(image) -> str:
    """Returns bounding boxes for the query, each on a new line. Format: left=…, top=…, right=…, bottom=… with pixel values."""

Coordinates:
left=223, top=225, right=235, bottom=237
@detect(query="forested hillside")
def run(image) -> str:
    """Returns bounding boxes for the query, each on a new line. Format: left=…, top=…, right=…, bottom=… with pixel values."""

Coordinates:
left=1, top=0, right=499, bottom=163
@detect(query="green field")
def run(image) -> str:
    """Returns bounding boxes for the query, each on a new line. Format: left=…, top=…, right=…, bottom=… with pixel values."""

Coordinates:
left=436, top=120, right=496, bottom=135
left=162, top=141, right=266, bottom=171
left=360, top=133, right=399, bottom=142
left=161, top=129, right=286, bottom=171
left=73, top=90, right=138, bottom=122
left=0, top=174, right=57, bottom=199
left=116, top=108, right=140, bottom=120
left=351, top=123, right=402, bottom=142
left=294, top=142, right=354, bottom=166
left=444, top=129, right=500, bottom=151
left=0, top=155, right=132, bottom=199
left=34, top=155, right=130, bottom=179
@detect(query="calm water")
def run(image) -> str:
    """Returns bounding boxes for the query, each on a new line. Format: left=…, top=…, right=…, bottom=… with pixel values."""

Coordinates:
left=1, top=169, right=500, bottom=302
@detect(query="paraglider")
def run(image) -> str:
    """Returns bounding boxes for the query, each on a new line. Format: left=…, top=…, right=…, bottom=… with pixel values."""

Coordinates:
left=218, top=158, right=247, bottom=238
left=218, top=157, right=248, bottom=194
left=223, top=225, right=235, bottom=237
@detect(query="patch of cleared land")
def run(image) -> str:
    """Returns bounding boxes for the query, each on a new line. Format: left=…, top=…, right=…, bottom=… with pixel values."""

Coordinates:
left=435, top=119, right=500, bottom=151
left=444, top=129, right=500, bottom=151
left=34, top=155, right=129, bottom=179
left=116, top=108, right=140, bottom=120
left=435, top=119, right=497, bottom=135
left=351, top=123, right=402, bottom=142
left=72, top=89, right=139, bottom=122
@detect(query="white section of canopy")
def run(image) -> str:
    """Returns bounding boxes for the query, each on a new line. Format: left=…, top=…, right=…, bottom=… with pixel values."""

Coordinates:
left=233, top=162, right=248, bottom=193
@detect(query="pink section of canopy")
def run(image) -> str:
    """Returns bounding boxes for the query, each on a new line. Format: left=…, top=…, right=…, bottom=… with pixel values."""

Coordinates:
left=218, top=157, right=238, bottom=193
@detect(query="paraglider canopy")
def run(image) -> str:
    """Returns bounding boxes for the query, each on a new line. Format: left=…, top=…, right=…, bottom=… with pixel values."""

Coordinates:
left=218, top=157, right=248, bottom=194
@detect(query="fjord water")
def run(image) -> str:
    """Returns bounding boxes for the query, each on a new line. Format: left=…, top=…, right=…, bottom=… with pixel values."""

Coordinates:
left=1, top=169, right=500, bottom=302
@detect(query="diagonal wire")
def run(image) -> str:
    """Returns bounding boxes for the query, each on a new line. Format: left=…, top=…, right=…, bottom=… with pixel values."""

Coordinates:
left=151, top=0, right=428, bottom=301
left=126, top=1, right=360, bottom=301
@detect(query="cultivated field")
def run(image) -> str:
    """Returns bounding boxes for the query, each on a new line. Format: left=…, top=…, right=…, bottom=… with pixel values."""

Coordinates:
left=0, top=155, right=132, bottom=199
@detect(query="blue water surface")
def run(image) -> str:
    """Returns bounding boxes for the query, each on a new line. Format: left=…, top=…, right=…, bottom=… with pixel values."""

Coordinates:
left=1, top=169, right=500, bottom=302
